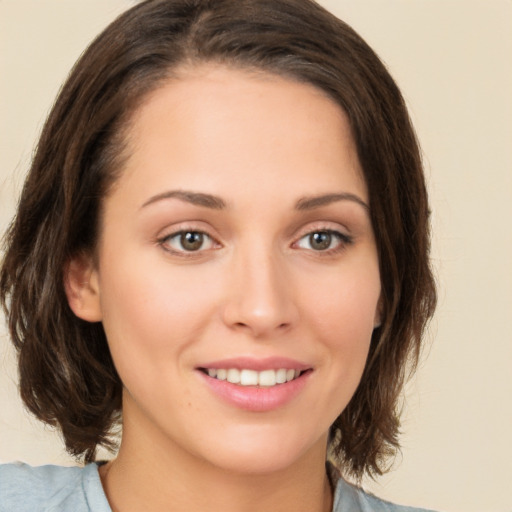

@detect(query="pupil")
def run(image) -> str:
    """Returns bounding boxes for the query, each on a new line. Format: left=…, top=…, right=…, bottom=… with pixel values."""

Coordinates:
left=181, top=232, right=203, bottom=251
left=310, top=231, right=331, bottom=250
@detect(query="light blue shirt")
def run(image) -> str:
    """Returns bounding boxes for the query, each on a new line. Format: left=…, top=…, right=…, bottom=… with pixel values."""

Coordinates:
left=0, top=462, right=436, bottom=511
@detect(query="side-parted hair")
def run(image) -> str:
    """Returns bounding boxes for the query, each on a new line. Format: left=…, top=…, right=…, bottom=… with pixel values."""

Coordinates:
left=0, top=0, right=436, bottom=480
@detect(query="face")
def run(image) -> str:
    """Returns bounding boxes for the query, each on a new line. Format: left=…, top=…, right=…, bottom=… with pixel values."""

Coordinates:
left=70, top=65, right=381, bottom=475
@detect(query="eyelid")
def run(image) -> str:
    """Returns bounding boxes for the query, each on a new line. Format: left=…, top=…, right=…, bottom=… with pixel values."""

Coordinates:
left=155, top=221, right=354, bottom=257
left=292, top=220, right=351, bottom=240
left=156, top=223, right=222, bottom=256
left=291, top=222, right=354, bottom=254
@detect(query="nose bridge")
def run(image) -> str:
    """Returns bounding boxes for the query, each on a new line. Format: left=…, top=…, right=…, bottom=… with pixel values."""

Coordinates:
left=222, top=236, right=297, bottom=336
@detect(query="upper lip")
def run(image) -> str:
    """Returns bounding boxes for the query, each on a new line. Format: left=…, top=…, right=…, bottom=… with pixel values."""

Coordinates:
left=196, top=356, right=312, bottom=372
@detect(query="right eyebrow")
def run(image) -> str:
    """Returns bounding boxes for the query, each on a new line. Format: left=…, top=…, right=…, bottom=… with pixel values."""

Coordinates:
left=140, top=190, right=227, bottom=210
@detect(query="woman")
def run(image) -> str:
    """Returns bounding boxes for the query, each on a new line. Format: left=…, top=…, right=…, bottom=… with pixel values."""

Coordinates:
left=0, top=0, right=437, bottom=510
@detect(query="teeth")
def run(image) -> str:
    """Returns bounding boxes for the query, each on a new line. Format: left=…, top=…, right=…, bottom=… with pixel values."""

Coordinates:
left=240, top=369, right=258, bottom=385
left=258, top=369, right=276, bottom=387
left=227, top=368, right=240, bottom=384
left=276, top=368, right=287, bottom=384
left=205, top=368, right=303, bottom=387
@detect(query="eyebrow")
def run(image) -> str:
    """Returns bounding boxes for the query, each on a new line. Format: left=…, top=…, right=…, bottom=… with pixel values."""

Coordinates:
left=295, top=192, right=369, bottom=212
left=141, top=190, right=226, bottom=210
left=140, top=189, right=368, bottom=213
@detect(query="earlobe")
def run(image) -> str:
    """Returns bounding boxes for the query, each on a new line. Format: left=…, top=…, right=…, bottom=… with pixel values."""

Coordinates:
left=64, top=255, right=103, bottom=322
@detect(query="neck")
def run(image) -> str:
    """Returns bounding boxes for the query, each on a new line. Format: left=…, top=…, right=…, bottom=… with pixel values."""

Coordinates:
left=100, top=399, right=333, bottom=512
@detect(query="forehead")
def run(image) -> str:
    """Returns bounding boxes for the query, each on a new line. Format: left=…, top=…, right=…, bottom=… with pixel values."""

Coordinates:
left=114, top=64, right=367, bottom=207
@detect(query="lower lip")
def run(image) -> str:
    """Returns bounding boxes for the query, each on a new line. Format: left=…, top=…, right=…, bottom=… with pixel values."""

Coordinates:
left=198, top=370, right=311, bottom=412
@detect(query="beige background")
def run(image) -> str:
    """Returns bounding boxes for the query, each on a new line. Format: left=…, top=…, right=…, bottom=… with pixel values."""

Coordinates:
left=1, top=1, right=511, bottom=511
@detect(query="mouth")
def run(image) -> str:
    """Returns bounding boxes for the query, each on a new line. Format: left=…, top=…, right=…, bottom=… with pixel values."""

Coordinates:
left=197, top=360, right=313, bottom=411
left=199, top=368, right=307, bottom=387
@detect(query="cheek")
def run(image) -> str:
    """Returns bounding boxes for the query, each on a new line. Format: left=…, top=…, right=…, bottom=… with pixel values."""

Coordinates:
left=288, top=264, right=380, bottom=430
left=297, top=258, right=380, bottom=385
left=299, top=260, right=381, bottom=337
left=96, top=261, right=224, bottom=424
left=97, top=252, right=222, bottom=369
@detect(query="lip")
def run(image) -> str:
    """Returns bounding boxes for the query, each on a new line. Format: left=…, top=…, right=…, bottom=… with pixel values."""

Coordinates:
left=196, top=357, right=313, bottom=412
left=197, top=356, right=311, bottom=372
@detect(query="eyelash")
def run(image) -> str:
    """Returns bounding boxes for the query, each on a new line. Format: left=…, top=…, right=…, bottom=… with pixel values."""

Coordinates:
left=157, top=230, right=219, bottom=257
left=157, top=227, right=353, bottom=257
left=293, top=229, right=353, bottom=255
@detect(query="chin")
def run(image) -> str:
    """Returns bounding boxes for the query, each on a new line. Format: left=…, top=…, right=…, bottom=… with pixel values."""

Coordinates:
left=197, top=426, right=327, bottom=476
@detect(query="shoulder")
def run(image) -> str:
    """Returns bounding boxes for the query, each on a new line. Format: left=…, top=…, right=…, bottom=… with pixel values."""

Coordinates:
left=0, top=462, right=111, bottom=512
left=332, top=474, right=437, bottom=512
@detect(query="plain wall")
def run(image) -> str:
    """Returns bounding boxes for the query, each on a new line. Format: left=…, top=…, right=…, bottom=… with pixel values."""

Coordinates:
left=1, top=1, right=511, bottom=511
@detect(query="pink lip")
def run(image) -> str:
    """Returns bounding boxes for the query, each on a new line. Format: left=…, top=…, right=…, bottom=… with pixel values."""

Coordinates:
left=196, top=357, right=313, bottom=412
left=197, top=356, right=311, bottom=372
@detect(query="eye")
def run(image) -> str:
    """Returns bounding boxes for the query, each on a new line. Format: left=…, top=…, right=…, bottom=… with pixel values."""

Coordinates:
left=295, top=230, right=352, bottom=252
left=161, top=230, right=216, bottom=253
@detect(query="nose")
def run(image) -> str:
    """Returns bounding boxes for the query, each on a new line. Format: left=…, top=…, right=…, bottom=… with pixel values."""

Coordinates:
left=221, top=243, right=299, bottom=338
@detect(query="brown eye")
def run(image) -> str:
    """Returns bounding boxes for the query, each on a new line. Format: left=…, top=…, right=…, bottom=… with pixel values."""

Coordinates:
left=180, top=231, right=204, bottom=251
left=295, top=229, right=352, bottom=253
left=162, top=230, right=216, bottom=253
left=308, top=231, right=332, bottom=250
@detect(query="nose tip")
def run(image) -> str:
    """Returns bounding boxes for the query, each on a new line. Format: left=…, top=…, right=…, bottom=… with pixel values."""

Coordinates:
left=223, top=301, right=296, bottom=338
left=230, top=312, right=292, bottom=336
left=221, top=253, right=298, bottom=338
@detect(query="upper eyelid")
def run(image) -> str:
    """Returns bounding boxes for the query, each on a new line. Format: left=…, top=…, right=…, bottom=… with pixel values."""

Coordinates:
left=159, top=229, right=218, bottom=244
left=154, top=219, right=353, bottom=243
left=160, top=227, right=212, bottom=238
left=299, top=228, right=351, bottom=239
left=157, top=221, right=220, bottom=240
left=156, top=221, right=220, bottom=245
left=292, top=220, right=351, bottom=239
left=294, top=228, right=353, bottom=245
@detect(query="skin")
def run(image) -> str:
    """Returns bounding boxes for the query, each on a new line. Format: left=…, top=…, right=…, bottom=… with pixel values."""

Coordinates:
left=66, top=65, right=381, bottom=512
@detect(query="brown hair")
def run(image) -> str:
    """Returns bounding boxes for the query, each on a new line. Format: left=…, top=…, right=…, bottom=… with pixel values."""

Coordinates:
left=0, top=0, right=436, bottom=479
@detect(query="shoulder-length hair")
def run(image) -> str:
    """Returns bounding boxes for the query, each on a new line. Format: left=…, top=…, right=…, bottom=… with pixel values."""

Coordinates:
left=0, top=0, right=436, bottom=480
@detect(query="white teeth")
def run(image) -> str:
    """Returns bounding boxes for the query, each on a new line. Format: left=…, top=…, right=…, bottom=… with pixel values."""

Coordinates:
left=240, top=369, right=258, bottom=386
left=258, top=369, right=276, bottom=387
left=276, top=368, right=287, bottom=384
left=226, top=368, right=240, bottom=384
left=205, top=368, right=303, bottom=387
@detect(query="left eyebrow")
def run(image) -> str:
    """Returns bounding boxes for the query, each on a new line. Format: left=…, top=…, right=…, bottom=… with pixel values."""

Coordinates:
left=295, top=192, right=369, bottom=212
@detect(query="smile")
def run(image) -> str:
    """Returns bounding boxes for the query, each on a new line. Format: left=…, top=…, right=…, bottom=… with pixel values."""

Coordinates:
left=203, top=368, right=303, bottom=387
left=198, top=361, right=312, bottom=411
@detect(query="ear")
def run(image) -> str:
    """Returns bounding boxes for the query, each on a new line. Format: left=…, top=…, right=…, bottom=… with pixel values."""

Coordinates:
left=64, top=254, right=102, bottom=322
